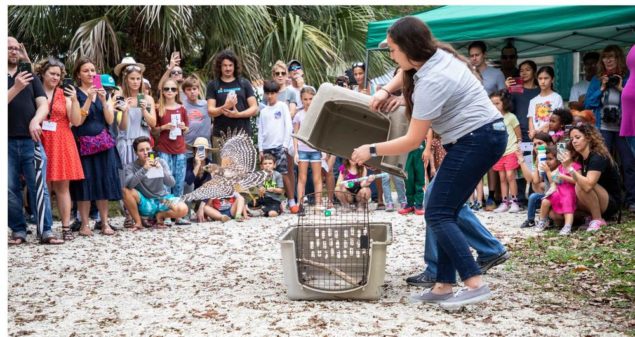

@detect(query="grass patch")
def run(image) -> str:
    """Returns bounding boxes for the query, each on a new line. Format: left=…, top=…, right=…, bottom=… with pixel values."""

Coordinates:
left=509, top=216, right=635, bottom=334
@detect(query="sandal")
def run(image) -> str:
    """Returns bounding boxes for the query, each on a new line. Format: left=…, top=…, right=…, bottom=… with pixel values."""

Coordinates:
left=62, top=227, right=75, bottom=241
left=123, top=216, right=135, bottom=228
left=40, top=235, right=64, bottom=245
left=100, top=222, right=115, bottom=236
left=8, top=237, right=26, bottom=246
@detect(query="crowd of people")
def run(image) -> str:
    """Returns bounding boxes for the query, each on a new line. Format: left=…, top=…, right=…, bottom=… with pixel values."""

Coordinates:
left=7, top=32, right=635, bottom=252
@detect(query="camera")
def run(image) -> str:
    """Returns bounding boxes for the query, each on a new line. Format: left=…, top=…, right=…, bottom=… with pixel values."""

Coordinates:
left=602, top=105, right=621, bottom=124
left=114, top=95, right=125, bottom=111
left=17, top=61, right=32, bottom=74
left=607, top=75, right=620, bottom=88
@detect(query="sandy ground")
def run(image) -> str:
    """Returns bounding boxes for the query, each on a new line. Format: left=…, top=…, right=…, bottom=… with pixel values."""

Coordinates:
left=7, top=205, right=628, bottom=337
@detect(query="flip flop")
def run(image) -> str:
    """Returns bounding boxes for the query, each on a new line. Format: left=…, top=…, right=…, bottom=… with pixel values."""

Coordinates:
left=40, top=236, right=64, bottom=245
left=8, top=237, right=26, bottom=246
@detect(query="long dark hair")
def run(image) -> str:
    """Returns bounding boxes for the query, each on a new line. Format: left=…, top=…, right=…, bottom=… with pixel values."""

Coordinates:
left=537, top=66, right=555, bottom=90
left=568, top=123, right=613, bottom=165
left=213, top=49, right=241, bottom=80
left=387, top=16, right=474, bottom=119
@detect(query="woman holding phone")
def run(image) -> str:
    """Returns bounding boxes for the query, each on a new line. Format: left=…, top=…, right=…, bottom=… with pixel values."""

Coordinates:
left=352, top=16, right=506, bottom=310
left=113, top=57, right=156, bottom=226
left=38, top=57, right=84, bottom=241
left=69, top=57, right=121, bottom=236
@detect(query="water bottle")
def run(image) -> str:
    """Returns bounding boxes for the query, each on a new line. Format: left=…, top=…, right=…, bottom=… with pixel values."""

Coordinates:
left=537, top=145, right=547, bottom=174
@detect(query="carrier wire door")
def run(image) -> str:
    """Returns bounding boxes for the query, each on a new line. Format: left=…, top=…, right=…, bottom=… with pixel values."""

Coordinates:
left=294, top=192, right=371, bottom=292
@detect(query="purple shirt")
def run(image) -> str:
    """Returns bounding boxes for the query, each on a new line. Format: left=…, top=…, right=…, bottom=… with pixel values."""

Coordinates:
left=621, top=45, right=635, bottom=137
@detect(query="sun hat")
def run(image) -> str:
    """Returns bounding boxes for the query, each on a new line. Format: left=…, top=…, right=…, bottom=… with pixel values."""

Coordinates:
left=186, top=137, right=216, bottom=153
left=114, top=56, right=146, bottom=78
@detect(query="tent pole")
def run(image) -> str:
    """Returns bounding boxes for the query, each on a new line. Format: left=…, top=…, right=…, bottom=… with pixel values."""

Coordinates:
left=572, top=52, right=580, bottom=85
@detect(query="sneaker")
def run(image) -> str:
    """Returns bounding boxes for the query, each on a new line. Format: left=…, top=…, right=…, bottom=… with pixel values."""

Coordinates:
left=289, top=205, right=300, bottom=214
left=175, top=217, right=191, bottom=226
left=535, top=219, right=549, bottom=232
left=559, top=224, right=573, bottom=236
left=414, top=208, right=425, bottom=215
left=399, top=202, right=408, bottom=210
left=471, top=202, right=483, bottom=212
left=478, top=251, right=510, bottom=274
left=405, top=272, right=436, bottom=287
left=376, top=203, right=386, bottom=211
left=439, top=285, right=492, bottom=311
left=508, top=202, right=520, bottom=213
left=586, top=219, right=607, bottom=232
left=484, top=199, right=497, bottom=211
left=385, top=203, right=395, bottom=212
left=398, top=206, right=414, bottom=215
left=520, top=219, right=535, bottom=228
left=493, top=202, right=509, bottom=213
left=409, top=288, right=453, bottom=303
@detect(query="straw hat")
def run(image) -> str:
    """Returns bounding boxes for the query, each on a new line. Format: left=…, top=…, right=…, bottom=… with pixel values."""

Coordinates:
left=186, top=137, right=216, bottom=153
left=114, top=56, right=146, bottom=78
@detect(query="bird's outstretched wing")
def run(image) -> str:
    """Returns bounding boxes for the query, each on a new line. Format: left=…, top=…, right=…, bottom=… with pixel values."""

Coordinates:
left=219, top=129, right=258, bottom=176
left=232, top=170, right=270, bottom=191
left=180, top=176, right=235, bottom=202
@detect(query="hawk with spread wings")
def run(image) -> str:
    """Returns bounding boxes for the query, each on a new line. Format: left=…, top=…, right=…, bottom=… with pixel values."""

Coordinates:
left=180, top=129, right=269, bottom=202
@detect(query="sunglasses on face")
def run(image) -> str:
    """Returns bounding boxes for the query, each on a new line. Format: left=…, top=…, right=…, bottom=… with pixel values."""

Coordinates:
left=501, top=55, right=517, bottom=60
left=171, top=70, right=183, bottom=75
left=163, top=87, right=178, bottom=92
left=274, top=71, right=287, bottom=76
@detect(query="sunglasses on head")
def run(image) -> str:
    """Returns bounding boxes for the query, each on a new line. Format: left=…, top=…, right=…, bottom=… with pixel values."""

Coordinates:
left=125, top=65, right=142, bottom=72
left=274, top=71, right=287, bottom=76
left=171, top=70, right=182, bottom=75
left=289, top=65, right=302, bottom=71
left=163, top=87, right=178, bottom=92
left=352, top=62, right=365, bottom=69
left=501, top=54, right=517, bottom=60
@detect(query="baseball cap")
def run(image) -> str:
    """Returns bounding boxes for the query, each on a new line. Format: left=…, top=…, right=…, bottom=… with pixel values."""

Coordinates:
left=287, top=59, right=302, bottom=72
left=100, top=74, right=117, bottom=88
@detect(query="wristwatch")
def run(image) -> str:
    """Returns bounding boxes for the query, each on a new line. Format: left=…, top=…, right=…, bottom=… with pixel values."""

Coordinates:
left=369, top=144, right=377, bottom=158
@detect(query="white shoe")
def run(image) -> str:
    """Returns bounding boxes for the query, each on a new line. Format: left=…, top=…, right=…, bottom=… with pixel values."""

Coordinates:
left=493, top=202, right=509, bottom=213
left=508, top=202, right=520, bottom=213
left=559, top=224, right=572, bottom=235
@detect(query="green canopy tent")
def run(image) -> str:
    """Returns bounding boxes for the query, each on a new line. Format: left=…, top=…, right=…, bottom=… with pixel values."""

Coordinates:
left=365, top=5, right=635, bottom=98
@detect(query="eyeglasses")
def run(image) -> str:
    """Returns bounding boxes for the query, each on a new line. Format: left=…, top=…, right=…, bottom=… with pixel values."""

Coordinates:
left=352, top=62, right=365, bottom=69
left=501, top=55, right=517, bottom=60
left=274, top=71, right=287, bottom=76
left=163, top=87, right=178, bottom=92
left=8, top=46, right=20, bottom=53
left=171, top=70, right=183, bottom=75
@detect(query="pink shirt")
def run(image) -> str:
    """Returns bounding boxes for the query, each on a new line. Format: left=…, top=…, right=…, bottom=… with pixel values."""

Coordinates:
left=620, top=45, right=635, bottom=137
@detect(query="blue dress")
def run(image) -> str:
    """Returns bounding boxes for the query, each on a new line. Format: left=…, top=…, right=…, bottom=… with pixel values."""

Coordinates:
left=70, top=89, right=122, bottom=201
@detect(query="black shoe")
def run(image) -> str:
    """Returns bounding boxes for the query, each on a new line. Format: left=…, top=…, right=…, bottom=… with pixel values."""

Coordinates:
left=70, top=219, right=82, bottom=232
left=478, top=251, right=510, bottom=274
left=520, top=219, right=535, bottom=228
left=405, top=272, right=436, bottom=287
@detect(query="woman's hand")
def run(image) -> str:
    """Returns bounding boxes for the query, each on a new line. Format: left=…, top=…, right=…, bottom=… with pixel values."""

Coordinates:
left=504, top=77, right=515, bottom=88
left=64, top=85, right=77, bottom=101
left=96, top=88, right=107, bottom=102
left=179, top=122, right=187, bottom=130
left=560, top=150, right=573, bottom=169
left=614, top=74, right=624, bottom=92
left=515, top=148, right=525, bottom=164
left=351, top=144, right=371, bottom=165
left=600, top=75, right=609, bottom=91
left=369, top=89, right=390, bottom=112
left=422, top=148, right=432, bottom=168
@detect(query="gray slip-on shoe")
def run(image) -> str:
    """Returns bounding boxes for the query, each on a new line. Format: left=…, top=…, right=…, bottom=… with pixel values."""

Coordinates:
left=439, top=285, right=492, bottom=311
left=409, top=289, right=453, bottom=303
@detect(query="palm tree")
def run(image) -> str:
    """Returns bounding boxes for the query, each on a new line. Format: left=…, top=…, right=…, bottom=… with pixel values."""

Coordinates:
left=8, top=5, right=431, bottom=87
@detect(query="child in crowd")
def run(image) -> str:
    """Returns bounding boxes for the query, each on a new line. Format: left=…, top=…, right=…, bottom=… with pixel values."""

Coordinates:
left=293, top=87, right=323, bottom=208
left=490, top=90, right=522, bottom=213
left=527, top=66, right=563, bottom=139
left=548, top=108, right=574, bottom=142
left=254, top=154, right=284, bottom=217
left=399, top=139, right=427, bottom=216
left=335, top=159, right=372, bottom=209
left=516, top=132, right=554, bottom=228
left=536, top=145, right=581, bottom=235
left=203, top=192, right=247, bottom=222
left=257, top=80, right=297, bottom=212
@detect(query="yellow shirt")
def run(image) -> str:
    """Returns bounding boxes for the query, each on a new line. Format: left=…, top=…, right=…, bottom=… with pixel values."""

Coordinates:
left=503, top=112, right=520, bottom=156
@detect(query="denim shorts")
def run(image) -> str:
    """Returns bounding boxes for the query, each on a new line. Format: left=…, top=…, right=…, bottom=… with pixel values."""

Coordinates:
left=219, top=207, right=232, bottom=217
left=298, top=150, right=321, bottom=162
left=138, top=192, right=178, bottom=217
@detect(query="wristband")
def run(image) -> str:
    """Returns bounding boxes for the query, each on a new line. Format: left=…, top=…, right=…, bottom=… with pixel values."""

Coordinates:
left=80, top=108, right=89, bottom=117
left=379, top=88, right=391, bottom=96
left=369, top=144, right=377, bottom=158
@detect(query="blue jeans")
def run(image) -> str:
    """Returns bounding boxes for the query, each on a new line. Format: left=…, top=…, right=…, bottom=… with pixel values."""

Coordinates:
left=422, top=178, right=507, bottom=279
left=381, top=173, right=406, bottom=205
left=602, top=130, right=635, bottom=204
left=8, top=139, right=53, bottom=239
left=424, top=120, right=507, bottom=284
left=527, top=192, right=544, bottom=221
left=157, top=152, right=187, bottom=197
